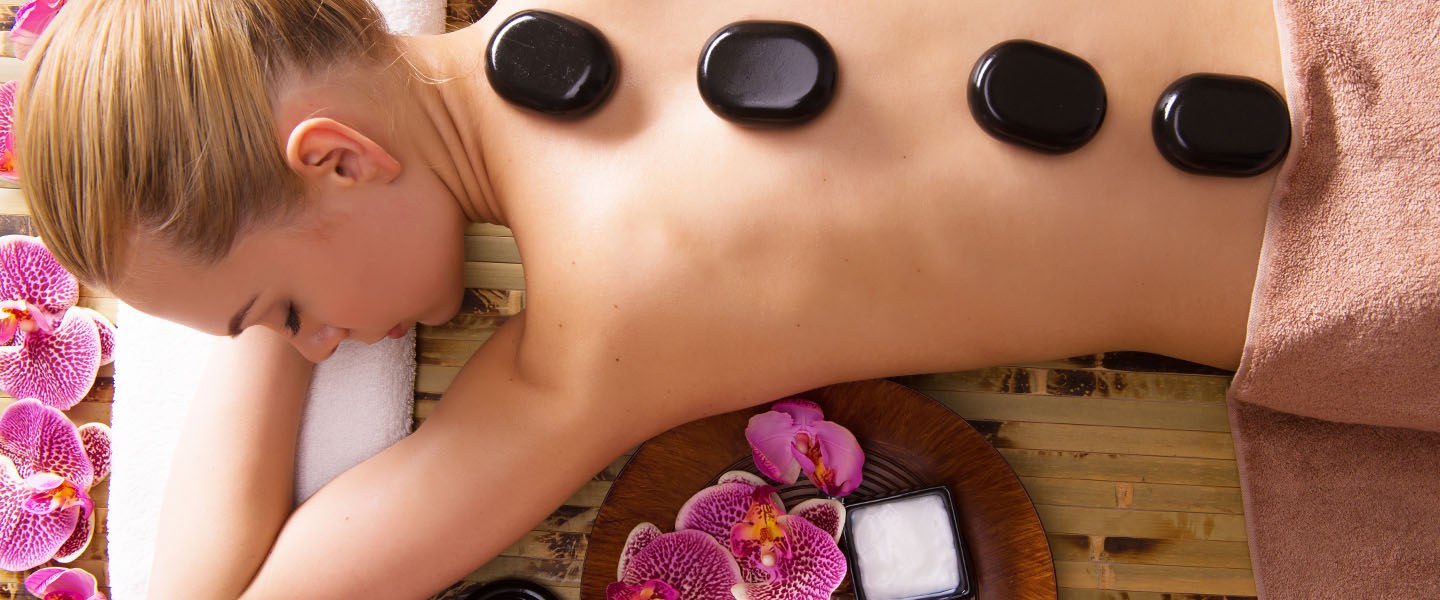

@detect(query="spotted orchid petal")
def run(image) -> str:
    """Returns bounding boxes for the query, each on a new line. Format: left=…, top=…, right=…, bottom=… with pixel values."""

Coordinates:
left=717, top=470, right=767, bottom=487
left=730, top=515, right=849, bottom=600
left=76, top=423, right=109, bottom=485
left=71, top=308, right=115, bottom=365
left=613, top=529, right=743, bottom=600
left=0, top=309, right=102, bottom=409
left=24, top=566, right=104, bottom=600
left=747, top=399, right=865, bottom=497
left=51, top=501, right=93, bottom=563
left=10, top=1, right=68, bottom=61
left=0, top=398, right=94, bottom=488
left=787, top=498, right=846, bottom=542
left=0, top=236, right=79, bottom=323
left=605, top=579, right=680, bottom=600
left=616, top=522, right=663, bottom=581
left=0, top=81, right=15, bottom=183
left=0, top=455, right=80, bottom=570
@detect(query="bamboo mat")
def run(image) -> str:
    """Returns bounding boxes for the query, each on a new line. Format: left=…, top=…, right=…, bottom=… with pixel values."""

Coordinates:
left=0, top=2, right=1256, bottom=598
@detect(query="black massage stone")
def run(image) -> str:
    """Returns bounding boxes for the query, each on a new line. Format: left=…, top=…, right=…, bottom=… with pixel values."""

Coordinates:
left=697, top=21, right=838, bottom=127
left=462, top=579, right=557, bottom=600
left=485, top=10, right=617, bottom=118
left=968, top=40, right=1107, bottom=154
left=1152, top=74, right=1290, bottom=177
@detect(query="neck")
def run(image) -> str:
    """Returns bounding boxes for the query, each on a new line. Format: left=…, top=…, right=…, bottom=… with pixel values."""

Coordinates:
left=394, top=32, right=507, bottom=227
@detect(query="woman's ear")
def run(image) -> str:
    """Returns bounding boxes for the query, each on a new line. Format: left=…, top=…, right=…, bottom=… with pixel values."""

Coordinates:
left=284, top=118, right=403, bottom=187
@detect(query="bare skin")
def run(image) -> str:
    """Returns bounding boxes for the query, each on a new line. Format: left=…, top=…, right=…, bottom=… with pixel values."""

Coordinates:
left=117, top=1, right=1286, bottom=598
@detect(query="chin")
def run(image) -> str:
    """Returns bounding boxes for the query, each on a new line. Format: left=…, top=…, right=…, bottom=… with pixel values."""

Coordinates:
left=421, top=289, right=465, bottom=326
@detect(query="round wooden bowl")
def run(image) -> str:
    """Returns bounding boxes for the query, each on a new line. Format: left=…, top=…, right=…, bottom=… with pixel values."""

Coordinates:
left=580, top=378, right=1057, bottom=599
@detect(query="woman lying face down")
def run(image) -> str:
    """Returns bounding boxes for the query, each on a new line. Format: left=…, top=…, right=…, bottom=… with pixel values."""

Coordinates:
left=15, top=0, right=1288, bottom=597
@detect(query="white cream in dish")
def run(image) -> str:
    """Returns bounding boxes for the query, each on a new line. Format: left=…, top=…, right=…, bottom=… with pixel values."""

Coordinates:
left=849, top=492, right=962, bottom=600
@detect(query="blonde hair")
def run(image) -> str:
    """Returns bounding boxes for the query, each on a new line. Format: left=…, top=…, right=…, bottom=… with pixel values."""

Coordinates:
left=16, top=0, right=397, bottom=290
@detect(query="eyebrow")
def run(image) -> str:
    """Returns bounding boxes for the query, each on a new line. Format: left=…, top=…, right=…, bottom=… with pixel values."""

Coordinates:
left=228, top=294, right=259, bottom=338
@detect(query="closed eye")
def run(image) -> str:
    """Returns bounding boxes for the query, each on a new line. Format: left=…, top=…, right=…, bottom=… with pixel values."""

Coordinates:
left=284, top=302, right=301, bottom=336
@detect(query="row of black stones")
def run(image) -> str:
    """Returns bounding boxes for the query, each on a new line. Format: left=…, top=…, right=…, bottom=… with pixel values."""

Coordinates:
left=485, top=10, right=835, bottom=125
left=484, top=11, right=1290, bottom=177
left=970, top=40, right=1290, bottom=176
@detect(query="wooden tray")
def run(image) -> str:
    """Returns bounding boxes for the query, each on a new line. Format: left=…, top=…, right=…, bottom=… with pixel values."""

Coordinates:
left=580, top=379, right=1057, bottom=599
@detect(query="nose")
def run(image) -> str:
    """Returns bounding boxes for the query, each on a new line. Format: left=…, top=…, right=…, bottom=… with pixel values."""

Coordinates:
left=293, top=323, right=347, bottom=363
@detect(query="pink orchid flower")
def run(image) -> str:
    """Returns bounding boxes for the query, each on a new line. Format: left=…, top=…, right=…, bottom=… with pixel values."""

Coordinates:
left=25, top=567, right=106, bottom=600
left=0, top=80, right=16, bottom=182
left=0, top=235, right=115, bottom=410
left=0, top=398, right=110, bottom=571
left=745, top=399, right=864, bottom=497
left=10, top=0, right=67, bottom=61
left=674, top=471, right=849, bottom=600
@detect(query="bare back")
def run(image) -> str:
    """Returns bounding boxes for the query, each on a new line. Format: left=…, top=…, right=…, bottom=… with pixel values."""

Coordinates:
left=447, top=0, right=1285, bottom=424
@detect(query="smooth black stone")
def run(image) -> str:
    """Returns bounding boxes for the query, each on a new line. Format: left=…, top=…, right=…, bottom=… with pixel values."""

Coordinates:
left=485, top=10, right=617, bottom=118
left=697, top=21, right=837, bottom=127
left=1152, top=74, right=1290, bottom=177
left=968, top=40, right=1107, bottom=154
left=461, top=579, right=557, bottom=600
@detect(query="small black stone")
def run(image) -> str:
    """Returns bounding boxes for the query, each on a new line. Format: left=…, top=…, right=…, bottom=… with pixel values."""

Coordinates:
left=968, top=40, right=1107, bottom=154
left=1152, top=73, right=1290, bottom=177
left=485, top=10, right=617, bottom=118
left=697, top=21, right=838, bottom=127
left=460, top=579, right=557, bottom=600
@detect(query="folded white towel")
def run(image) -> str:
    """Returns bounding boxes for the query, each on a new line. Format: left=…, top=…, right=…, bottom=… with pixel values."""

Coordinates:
left=295, top=331, right=417, bottom=505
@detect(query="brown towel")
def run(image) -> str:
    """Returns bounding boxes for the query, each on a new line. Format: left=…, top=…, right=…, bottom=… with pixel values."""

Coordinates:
left=1228, top=0, right=1440, bottom=597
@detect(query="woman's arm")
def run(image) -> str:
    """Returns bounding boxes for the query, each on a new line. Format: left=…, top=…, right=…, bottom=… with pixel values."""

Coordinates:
left=148, top=326, right=314, bottom=597
left=148, top=312, right=638, bottom=599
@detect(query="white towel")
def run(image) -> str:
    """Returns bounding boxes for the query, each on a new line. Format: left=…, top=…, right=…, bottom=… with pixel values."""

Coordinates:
left=105, top=2, right=444, bottom=596
left=108, top=306, right=217, bottom=600
left=371, top=0, right=447, bottom=36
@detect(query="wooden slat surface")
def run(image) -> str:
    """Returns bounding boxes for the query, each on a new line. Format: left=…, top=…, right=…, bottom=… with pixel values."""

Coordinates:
left=0, top=3, right=1256, bottom=598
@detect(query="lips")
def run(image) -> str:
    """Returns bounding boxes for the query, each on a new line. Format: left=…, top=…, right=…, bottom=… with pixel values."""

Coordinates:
left=386, top=323, right=408, bottom=339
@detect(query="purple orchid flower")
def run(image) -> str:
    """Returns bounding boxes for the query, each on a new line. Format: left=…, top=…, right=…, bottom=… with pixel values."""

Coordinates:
left=0, top=398, right=109, bottom=571
left=674, top=471, right=850, bottom=600
left=745, top=399, right=864, bottom=497
left=0, top=80, right=16, bottom=183
left=25, top=566, right=105, bottom=600
left=609, top=524, right=743, bottom=600
left=10, top=0, right=68, bottom=61
left=0, top=235, right=115, bottom=409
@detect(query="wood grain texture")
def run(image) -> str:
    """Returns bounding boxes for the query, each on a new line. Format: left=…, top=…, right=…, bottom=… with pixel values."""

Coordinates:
left=580, top=379, right=1058, bottom=599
